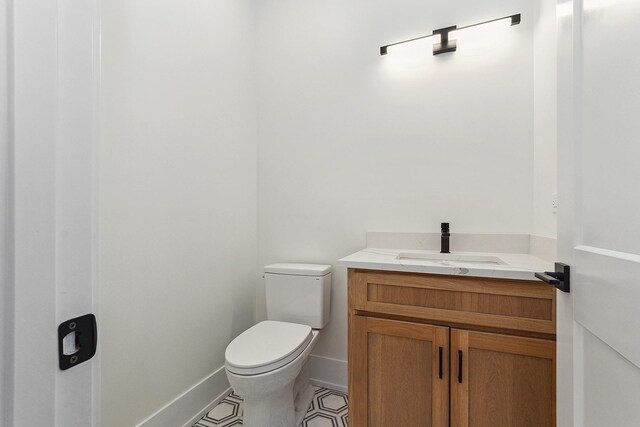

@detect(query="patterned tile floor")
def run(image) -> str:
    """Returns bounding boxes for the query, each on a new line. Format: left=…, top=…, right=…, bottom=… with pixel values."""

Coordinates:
left=194, top=386, right=348, bottom=427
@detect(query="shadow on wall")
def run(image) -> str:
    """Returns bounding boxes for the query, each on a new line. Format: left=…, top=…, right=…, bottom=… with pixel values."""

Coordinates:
left=230, top=280, right=257, bottom=346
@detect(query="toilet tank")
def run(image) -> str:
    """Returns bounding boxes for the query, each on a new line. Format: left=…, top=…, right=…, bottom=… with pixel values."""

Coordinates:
left=264, top=263, right=332, bottom=329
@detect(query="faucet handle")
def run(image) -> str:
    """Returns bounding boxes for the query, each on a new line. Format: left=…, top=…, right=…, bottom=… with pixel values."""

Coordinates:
left=441, top=222, right=450, bottom=233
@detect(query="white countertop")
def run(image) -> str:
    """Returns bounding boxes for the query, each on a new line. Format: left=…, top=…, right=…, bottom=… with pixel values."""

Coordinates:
left=338, top=248, right=553, bottom=281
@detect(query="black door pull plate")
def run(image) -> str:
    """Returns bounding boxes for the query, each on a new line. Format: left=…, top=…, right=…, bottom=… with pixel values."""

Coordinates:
left=58, top=314, right=97, bottom=370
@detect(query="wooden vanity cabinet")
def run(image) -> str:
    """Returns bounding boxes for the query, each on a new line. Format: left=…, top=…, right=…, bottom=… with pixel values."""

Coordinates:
left=350, top=316, right=450, bottom=427
left=450, top=329, right=555, bottom=427
left=348, top=269, right=556, bottom=427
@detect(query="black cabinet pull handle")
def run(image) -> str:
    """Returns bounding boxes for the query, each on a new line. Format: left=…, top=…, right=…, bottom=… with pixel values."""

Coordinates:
left=458, top=350, right=463, bottom=383
left=438, top=347, right=443, bottom=379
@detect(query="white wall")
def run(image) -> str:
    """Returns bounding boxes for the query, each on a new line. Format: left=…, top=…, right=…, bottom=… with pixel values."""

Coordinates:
left=533, top=0, right=558, bottom=237
left=100, top=1, right=257, bottom=425
left=256, top=0, right=536, bottom=362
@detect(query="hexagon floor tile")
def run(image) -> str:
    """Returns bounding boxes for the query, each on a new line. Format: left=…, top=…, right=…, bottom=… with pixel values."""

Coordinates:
left=193, top=386, right=348, bottom=427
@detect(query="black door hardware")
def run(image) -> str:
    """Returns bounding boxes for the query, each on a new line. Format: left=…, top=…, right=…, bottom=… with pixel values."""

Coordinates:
left=457, top=350, right=463, bottom=383
left=438, top=347, right=443, bottom=379
left=58, top=314, right=97, bottom=370
left=441, top=222, right=450, bottom=254
left=535, top=263, right=570, bottom=293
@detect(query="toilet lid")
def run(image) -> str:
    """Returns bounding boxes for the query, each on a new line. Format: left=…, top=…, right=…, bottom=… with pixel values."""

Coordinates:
left=225, top=321, right=313, bottom=375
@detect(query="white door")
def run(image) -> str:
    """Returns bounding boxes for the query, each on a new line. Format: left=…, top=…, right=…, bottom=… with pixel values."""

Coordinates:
left=556, top=0, right=640, bottom=426
left=3, top=0, right=101, bottom=426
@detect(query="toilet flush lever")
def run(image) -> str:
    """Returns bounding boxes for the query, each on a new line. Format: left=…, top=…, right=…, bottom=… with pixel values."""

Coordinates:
left=535, top=263, right=570, bottom=293
left=58, top=314, right=97, bottom=370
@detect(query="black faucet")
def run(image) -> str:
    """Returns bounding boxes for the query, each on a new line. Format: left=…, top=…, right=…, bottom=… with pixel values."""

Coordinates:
left=441, top=223, right=450, bottom=254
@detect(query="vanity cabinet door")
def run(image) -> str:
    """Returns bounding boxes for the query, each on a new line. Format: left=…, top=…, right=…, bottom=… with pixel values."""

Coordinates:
left=349, top=316, right=449, bottom=427
left=450, top=329, right=555, bottom=427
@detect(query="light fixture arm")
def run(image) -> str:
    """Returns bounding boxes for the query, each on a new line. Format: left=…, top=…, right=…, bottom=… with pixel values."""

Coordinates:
left=432, top=25, right=457, bottom=56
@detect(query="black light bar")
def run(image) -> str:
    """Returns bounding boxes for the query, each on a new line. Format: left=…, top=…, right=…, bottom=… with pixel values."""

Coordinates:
left=380, top=13, right=521, bottom=56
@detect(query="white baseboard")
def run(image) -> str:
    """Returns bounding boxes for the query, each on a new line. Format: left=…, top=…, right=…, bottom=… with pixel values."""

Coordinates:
left=137, top=366, right=231, bottom=427
left=309, top=355, right=348, bottom=394
left=136, top=356, right=347, bottom=427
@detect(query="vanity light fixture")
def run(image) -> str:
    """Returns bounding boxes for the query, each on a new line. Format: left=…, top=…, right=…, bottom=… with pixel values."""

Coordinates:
left=380, top=13, right=521, bottom=56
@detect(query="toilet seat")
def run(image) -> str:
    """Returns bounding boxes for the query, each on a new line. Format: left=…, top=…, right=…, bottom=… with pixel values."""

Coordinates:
left=225, top=320, right=313, bottom=375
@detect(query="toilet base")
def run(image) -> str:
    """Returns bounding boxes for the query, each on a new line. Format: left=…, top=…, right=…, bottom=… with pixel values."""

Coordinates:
left=226, top=331, right=320, bottom=427
left=240, top=360, right=313, bottom=427
left=293, top=361, right=314, bottom=426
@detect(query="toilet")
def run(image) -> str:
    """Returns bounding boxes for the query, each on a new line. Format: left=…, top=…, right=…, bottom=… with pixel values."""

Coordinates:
left=225, top=263, right=332, bottom=427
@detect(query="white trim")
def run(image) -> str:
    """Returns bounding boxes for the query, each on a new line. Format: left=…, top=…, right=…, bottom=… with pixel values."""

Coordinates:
left=90, top=0, right=101, bottom=423
left=310, top=379, right=347, bottom=395
left=10, top=0, right=101, bottom=423
left=138, top=357, right=349, bottom=427
left=12, top=0, right=59, bottom=422
left=0, top=0, right=13, bottom=424
left=309, top=355, right=348, bottom=394
left=575, top=245, right=640, bottom=265
left=136, top=366, right=231, bottom=427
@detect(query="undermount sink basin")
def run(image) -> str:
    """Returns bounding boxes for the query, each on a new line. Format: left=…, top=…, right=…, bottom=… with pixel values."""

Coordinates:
left=396, top=252, right=507, bottom=266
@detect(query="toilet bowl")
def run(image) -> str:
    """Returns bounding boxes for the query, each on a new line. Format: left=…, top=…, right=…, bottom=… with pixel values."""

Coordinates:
left=225, top=321, right=320, bottom=427
left=224, top=263, right=332, bottom=427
